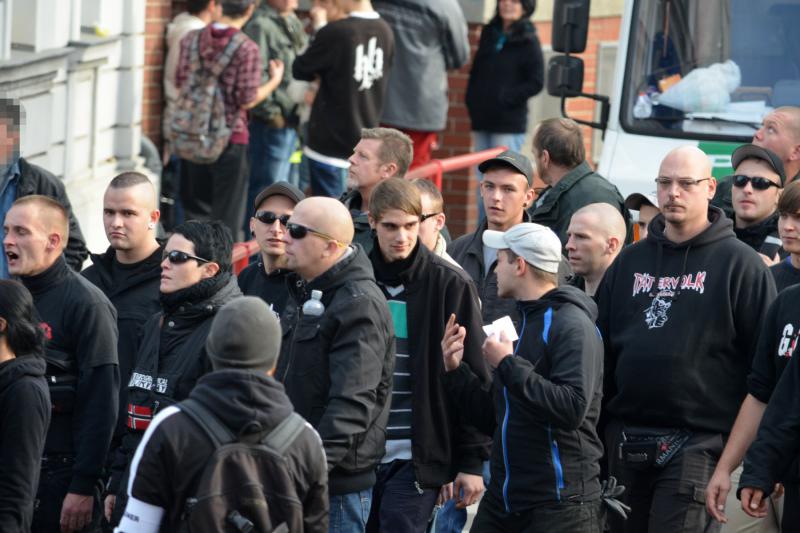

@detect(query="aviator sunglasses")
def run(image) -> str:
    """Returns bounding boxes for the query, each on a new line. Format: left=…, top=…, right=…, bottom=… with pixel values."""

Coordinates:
left=163, top=250, right=210, bottom=265
left=286, top=222, right=346, bottom=248
left=731, top=174, right=782, bottom=191
left=254, top=210, right=291, bottom=226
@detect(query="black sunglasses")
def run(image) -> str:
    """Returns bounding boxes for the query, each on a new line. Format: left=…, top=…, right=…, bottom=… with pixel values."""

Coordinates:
left=163, top=250, right=210, bottom=265
left=732, top=174, right=781, bottom=191
left=286, top=223, right=346, bottom=248
left=420, top=212, right=441, bottom=222
left=254, top=210, right=291, bottom=226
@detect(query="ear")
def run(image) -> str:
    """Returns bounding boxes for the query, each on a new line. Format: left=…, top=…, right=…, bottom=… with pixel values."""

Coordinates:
left=150, top=209, right=161, bottom=226
left=434, top=213, right=446, bottom=232
left=706, top=176, right=717, bottom=201
left=201, top=261, right=220, bottom=279
left=514, top=255, right=527, bottom=277
left=540, top=149, right=550, bottom=168
left=523, top=186, right=535, bottom=208
left=249, top=217, right=257, bottom=236
left=382, top=162, right=399, bottom=179
left=0, top=317, right=7, bottom=334
left=46, top=232, right=63, bottom=252
left=368, top=213, right=377, bottom=230
left=606, top=236, right=622, bottom=255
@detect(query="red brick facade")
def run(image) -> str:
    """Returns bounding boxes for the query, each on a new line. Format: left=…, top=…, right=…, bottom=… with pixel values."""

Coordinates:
left=140, top=2, right=621, bottom=237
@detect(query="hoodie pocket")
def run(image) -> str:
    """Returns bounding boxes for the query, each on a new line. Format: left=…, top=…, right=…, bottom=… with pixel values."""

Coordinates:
left=291, top=321, right=324, bottom=377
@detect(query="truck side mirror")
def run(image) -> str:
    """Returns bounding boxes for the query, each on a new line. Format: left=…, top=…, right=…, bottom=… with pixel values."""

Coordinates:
left=547, top=56, right=584, bottom=96
left=552, top=0, right=590, bottom=53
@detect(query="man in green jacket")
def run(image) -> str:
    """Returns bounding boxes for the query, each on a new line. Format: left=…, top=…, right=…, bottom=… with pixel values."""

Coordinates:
left=529, top=118, right=632, bottom=249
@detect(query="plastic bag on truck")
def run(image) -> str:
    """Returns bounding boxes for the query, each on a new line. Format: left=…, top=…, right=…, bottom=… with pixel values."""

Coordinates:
left=658, top=60, right=741, bottom=113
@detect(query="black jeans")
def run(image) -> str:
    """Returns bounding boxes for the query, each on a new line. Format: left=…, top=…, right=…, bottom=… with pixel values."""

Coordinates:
left=470, top=490, right=603, bottom=533
left=366, top=460, right=438, bottom=533
left=606, top=419, right=722, bottom=533
left=32, top=457, right=101, bottom=533
left=180, top=142, right=248, bottom=242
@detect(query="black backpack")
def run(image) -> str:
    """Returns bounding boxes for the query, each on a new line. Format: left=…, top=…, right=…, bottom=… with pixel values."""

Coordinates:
left=178, top=398, right=306, bottom=533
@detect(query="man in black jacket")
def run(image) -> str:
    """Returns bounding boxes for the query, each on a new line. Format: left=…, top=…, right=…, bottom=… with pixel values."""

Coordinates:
left=442, top=222, right=604, bottom=532
left=0, top=98, right=88, bottom=276
left=278, top=196, right=394, bottom=533
left=83, top=172, right=162, bottom=446
left=530, top=118, right=631, bottom=248
left=596, top=146, right=776, bottom=532
left=3, top=195, right=120, bottom=533
left=115, top=296, right=328, bottom=533
left=365, top=178, right=489, bottom=532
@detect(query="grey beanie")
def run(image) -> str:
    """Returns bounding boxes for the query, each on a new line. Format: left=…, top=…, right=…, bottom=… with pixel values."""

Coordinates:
left=206, top=297, right=281, bottom=373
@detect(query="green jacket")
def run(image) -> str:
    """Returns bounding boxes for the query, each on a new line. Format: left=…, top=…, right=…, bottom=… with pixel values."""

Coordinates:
left=243, top=4, right=307, bottom=127
left=530, top=161, right=632, bottom=249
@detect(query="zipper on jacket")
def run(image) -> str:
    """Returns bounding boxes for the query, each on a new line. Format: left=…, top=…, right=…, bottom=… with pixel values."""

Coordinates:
left=501, top=386, right=512, bottom=513
left=548, top=424, right=565, bottom=501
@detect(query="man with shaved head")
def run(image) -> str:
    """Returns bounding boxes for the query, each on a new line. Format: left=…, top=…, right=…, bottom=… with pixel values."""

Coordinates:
left=596, top=146, right=776, bottom=532
left=565, top=202, right=626, bottom=296
left=277, top=196, right=394, bottom=532
left=83, top=172, right=162, bottom=469
left=3, top=195, right=119, bottom=533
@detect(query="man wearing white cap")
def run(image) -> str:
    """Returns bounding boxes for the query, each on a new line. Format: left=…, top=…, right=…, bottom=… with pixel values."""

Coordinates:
left=624, top=192, right=660, bottom=240
left=441, top=222, right=605, bottom=531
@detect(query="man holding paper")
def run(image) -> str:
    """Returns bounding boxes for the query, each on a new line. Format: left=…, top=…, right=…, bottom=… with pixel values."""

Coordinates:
left=441, top=222, right=605, bottom=532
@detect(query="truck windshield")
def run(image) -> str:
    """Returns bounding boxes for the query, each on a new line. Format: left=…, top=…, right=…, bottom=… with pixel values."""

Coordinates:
left=621, top=0, right=800, bottom=141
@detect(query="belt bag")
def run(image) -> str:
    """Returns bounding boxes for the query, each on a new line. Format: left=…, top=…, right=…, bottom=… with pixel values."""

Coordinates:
left=618, top=426, right=692, bottom=470
left=45, top=354, right=78, bottom=414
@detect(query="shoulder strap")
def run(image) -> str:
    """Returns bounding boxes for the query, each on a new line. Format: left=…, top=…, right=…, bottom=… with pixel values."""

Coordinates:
left=189, top=31, right=202, bottom=72
left=179, top=398, right=236, bottom=447
left=262, top=412, right=306, bottom=455
left=209, top=31, right=249, bottom=77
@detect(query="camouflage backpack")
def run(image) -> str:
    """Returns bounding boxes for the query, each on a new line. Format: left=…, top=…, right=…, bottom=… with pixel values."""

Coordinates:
left=167, top=30, right=247, bottom=164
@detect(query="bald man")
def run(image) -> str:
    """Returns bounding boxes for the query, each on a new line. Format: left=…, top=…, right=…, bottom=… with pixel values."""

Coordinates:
left=4, top=195, right=119, bottom=533
left=596, top=147, right=776, bottom=533
left=565, top=203, right=626, bottom=296
left=714, top=106, right=800, bottom=216
left=277, top=196, right=395, bottom=531
left=83, top=172, right=162, bottom=454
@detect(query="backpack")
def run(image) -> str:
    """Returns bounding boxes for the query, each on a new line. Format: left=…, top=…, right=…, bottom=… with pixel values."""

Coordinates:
left=167, top=30, right=247, bottom=164
left=178, top=398, right=306, bottom=533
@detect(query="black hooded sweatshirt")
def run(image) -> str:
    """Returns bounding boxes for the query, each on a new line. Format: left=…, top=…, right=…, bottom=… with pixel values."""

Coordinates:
left=122, top=370, right=329, bottom=532
left=442, top=286, right=604, bottom=512
left=597, top=207, right=776, bottom=434
left=0, top=356, right=50, bottom=532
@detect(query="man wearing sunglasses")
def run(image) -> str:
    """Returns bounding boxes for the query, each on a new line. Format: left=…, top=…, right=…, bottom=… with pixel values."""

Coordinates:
left=277, top=196, right=394, bottom=533
left=596, top=146, right=776, bottom=533
left=729, top=144, right=786, bottom=266
left=238, top=181, right=305, bottom=316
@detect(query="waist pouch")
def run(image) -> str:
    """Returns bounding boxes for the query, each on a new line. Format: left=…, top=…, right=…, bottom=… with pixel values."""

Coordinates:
left=46, top=354, right=77, bottom=414
left=617, top=426, right=692, bottom=470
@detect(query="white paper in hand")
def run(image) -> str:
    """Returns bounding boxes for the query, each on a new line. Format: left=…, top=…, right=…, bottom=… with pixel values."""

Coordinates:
left=482, top=315, right=519, bottom=342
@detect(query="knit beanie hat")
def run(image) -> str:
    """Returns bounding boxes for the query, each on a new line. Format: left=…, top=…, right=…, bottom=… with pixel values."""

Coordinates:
left=206, top=297, right=281, bottom=373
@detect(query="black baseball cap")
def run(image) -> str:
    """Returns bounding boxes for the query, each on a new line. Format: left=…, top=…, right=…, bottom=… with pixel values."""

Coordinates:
left=253, top=182, right=305, bottom=212
left=478, top=150, right=534, bottom=185
left=731, top=144, right=786, bottom=185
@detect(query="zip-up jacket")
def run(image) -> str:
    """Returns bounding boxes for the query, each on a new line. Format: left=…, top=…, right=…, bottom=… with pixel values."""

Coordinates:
left=340, top=189, right=374, bottom=255
left=442, top=286, right=604, bottom=512
left=738, top=284, right=800, bottom=495
left=597, top=208, right=776, bottom=434
left=277, top=245, right=395, bottom=495
left=22, top=256, right=120, bottom=495
left=82, top=245, right=163, bottom=439
left=120, top=370, right=328, bottom=533
left=237, top=262, right=293, bottom=317
left=0, top=355, right=51, bottom=531
left=369, top=241, right=490, bottom=487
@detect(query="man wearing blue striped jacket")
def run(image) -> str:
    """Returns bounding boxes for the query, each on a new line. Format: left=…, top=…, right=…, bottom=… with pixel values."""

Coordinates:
left=441, top=222, right=604, bottom=532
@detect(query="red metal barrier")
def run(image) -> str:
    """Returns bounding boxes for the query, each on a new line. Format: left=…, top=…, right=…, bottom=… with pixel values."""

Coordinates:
left=231, top=146, right=509, bottom=273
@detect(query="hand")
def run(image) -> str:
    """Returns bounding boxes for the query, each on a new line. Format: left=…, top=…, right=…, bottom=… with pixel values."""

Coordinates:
left=309, top=5, right=327, bottom=28
left=482, top=332, right=513, bottom=369
left=773, top=483, right=784, bottom=499
left=705, top=467, right=731, bottom=523
left=268, top=59, right=285, bottom=84
left=442, top=314, right=466, bottom=372
left=453, top=472, right=484, bottom=509
left=758, top=252, right=779, bottom=267
left=104, top=494, right=116, bottom=523
left=740, top=487, right=769, bottom=518
left=61, top=492, right=94, bottom=532
left=437, top=483, right=454, bottom=506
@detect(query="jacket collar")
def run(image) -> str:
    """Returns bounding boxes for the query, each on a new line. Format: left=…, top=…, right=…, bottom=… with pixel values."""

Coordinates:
left=20, top=255, right=71, bottom=296
left=88, top=243, right=164, bottom=294
left=534, top=161, right=594, bottom=213
left=463, top=211, right=533, bottom=264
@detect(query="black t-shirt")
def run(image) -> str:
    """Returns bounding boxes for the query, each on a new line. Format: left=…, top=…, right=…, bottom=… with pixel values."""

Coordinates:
left=770, top=258, right=800, bottom=293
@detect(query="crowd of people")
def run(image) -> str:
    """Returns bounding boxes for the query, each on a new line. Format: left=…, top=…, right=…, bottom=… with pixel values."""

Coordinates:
left=1, top=0, right=800, bottom=532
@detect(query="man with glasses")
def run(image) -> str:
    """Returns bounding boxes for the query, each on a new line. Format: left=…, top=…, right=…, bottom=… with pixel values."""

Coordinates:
left=104, top=220, right=241, bottom=527
left=596, top=146, right=777, bottom=533
left=728, top=144, right=786, bottom=265
left=411, top=178, right=460, bottom=268
left=277, top=196, right=394, bottom=533
left=238, top=181, right=305, bottom=316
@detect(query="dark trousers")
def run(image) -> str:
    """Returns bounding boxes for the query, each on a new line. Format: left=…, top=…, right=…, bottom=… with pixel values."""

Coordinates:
left=606, top=419, right=722, bottom=533
left=366, top=460, right=438, bottom=533
left=470, top=490, right=603, bottom=533
left=783, top=482, right=800, bottom=530
left=32, top=457, right=101, bottom=533
left=181, top=142, right=248, bottom=242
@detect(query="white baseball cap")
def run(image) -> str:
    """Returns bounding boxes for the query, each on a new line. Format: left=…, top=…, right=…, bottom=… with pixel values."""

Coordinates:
left=482, top=223, right=562, bottom=274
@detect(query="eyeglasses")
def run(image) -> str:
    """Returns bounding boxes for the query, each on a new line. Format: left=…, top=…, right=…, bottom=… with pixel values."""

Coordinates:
left=254, top=210, right=291, bottom=226
left=654, top=177, right=711, bottom=190
left=420, top=212, right=441, bottom=222
left=162, top=250, right=210, bottom=265
left=731, top=174, right=782, bottom=191
left=286, top=223, right=347, bottom=248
